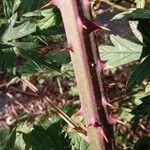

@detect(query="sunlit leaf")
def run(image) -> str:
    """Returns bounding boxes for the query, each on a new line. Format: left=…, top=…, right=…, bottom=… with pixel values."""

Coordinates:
left=99, top=35, right=142, bottom=68
left=1, top=21, right=36, bottom=42
left=38, top=7, right=61, bottom=30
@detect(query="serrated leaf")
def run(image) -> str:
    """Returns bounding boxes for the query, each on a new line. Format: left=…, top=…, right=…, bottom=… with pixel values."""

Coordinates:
left=2, top=0, right=13, bottom=18
left=69, top=133, right=90, bottom=150
left=8, top=40, right=42, bottom=50
left=23, top=10, right=42, bottom=17
left=2, top=0, right=21, bottom=18
left=19, top=60, right=40, bottom=75
left=129, top=21, right=143, bottom=43
left=112, top=8, right=150, bottom=20
left=18, top=49, right=60, bottom=71
left=35, top=26, right=64, bottom=36
left=1, top=21, right=36, bottom=42
left=127, top=56, right=150, bottom=89
left=99, top=35, right=142, bottom=68
left=38, top=7, right=61, bottom=30
left=19, top=0, right=44, bottom=14
left=23, top=123, right=70, bottom=150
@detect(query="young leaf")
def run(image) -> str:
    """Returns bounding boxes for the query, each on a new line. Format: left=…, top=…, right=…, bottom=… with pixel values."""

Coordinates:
left=99, top=35, right=142, bottom=68
left=127, top=56, right=150, bottom=89
left=38, top=7, right=61, bottom=30
left=1, top=21, right=36, bottom=42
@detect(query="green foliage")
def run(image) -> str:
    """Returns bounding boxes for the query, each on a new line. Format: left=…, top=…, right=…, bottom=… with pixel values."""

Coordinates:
left=132, top=95, right=150, bottom=121
left=134, top=137, right=150, bottom=150
left=0, top=127, right=16, bottom=150
left=99, top=35, right=142, bottom=68
left=69, top=133, right=89, bottom=150
left=112, top=8, right=150, bottom=20
left=0, top=0, right=63, bottom=75
left=127, top=56, right=150, bottom=89
left=1, top=0, right=150, bottom=149
left=23, top=123, right=71, bottom=150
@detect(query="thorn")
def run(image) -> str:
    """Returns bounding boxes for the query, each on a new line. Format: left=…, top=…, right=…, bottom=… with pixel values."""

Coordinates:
left=117, top=119, right=125, bottom=125
left=88, top=117, right=108, bottom=142
left=75, top=106, right=84, bottom=116
left=51, top=0, right=62, bottom=9
left=100, top=26, right=111, bottom=31
left=109, top=114, right=125, bottom=125
left=98, top=59, right=106, bottom=72
left=101, top=96, right=115, bottom=109
left=88, top=117, right=100, bottom=128
left=59, top=43, right=73, bottom=52
left=77, top=17, right=87, bottom=31
left=41, top=1, right=53, bottom=8
left=98, top=127, right=109, bottom=143
left=84, top=18, right=111, bottom=33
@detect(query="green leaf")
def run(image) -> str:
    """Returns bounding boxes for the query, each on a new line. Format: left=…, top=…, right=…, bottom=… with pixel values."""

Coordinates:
left=127, top=56, right=150, bottom=89
left=99, top=35, right=142, bottom=68
left=19, top=0, right=44, bottom=14
left=35, top=26, right=64, bottom=36
left=69, top=133, right=90, bottom=150
left=23, top=10, right=42, bottom=17
left=1, top=21, right=36, bottom=42
left=23, top=123, right=71, bottom=150
left=19, top=60, right=40, bottom=75
left=0, top=50, right=4, bottom=71
left=18, top=49, right=60, bottom=71
left=112, top=8, right=150, bottom=20
left=0, top=124, right=10, bottom=150
left=51, top=51, right=71, bottom=65
left=135, top=0, right=145, bottom=8
left=38, top=7, right=61, bottom=30
left=129, top=21, right=143, bottom=43
left=2, top=0, right=21, bottom=18
left=61, top=63, right=74, bottom=78
left=134, top=137, right=150, bottom=150
left=2, top=48, right=17, bottom=74
left=2, top=128, right=17, bottom=150
left=132, top=95, right=150, bottom=120
left=8, top=40, right=42, bottom=50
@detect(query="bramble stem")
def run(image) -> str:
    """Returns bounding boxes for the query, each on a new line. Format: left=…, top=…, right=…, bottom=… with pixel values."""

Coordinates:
left=57, top=0, right=116, bottom=149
